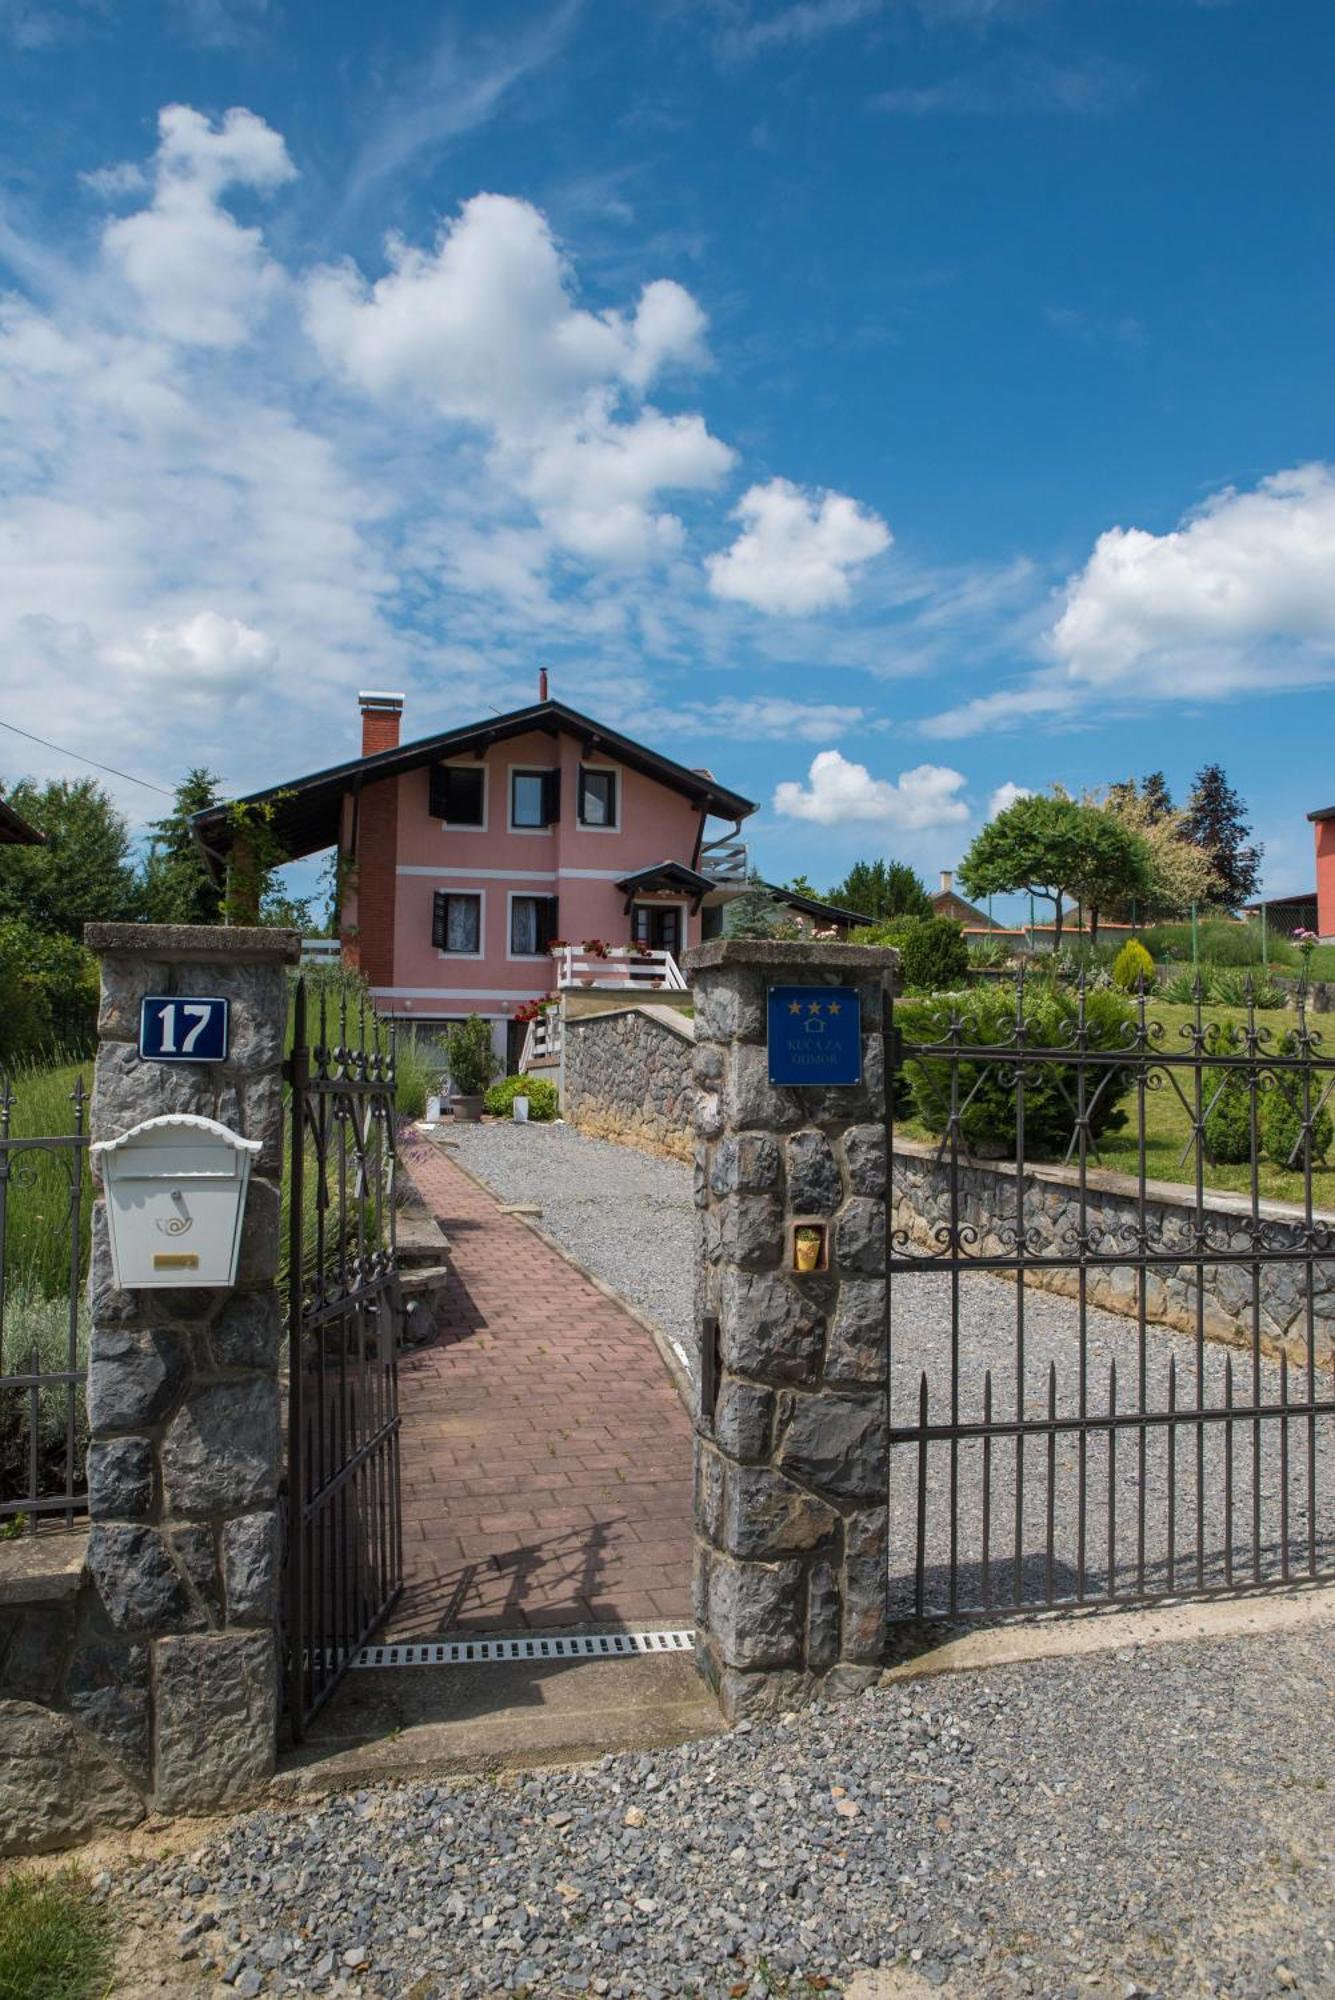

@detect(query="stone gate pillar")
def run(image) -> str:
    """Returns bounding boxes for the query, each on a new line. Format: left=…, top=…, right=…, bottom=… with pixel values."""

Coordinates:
left=83, top=923, right=299, bottom=1812
left=685, top=937, right=897, bottom=1722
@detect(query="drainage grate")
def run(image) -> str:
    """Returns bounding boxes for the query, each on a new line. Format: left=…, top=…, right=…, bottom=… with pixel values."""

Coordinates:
left=311, top=1627, right=698, bottom=1673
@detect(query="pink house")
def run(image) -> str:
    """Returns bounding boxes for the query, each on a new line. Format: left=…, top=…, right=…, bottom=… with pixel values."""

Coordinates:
left=194, top=680, right=756, bottom=1067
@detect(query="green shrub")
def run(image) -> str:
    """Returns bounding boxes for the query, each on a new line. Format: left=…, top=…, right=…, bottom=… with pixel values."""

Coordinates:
left=484, top=1074, right=560, bottom=1121
left=1139, top=920, right=1275, bottom=968
left=1203, top=1066, right=1254, bottom=1163
left=967, top=935, right=1012, bottom=969
left=1260, top=1031, right=1333, bottom=1167
left=0, top=919, right=99, bottom=1066
left=445, top=1015, right=501, bottom=1097
left=1112, top=939, right=1155, bottom=991
left=896, top=984, right=1137, bottom=1158
left=890, top=915, right=970, bottom=993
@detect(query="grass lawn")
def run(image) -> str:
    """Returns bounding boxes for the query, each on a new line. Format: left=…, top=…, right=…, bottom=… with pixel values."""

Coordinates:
left=898, top=998, right=1335, bottom=1210
left=0, top=1869, right=112, bottom=2000
left=2, top=1058, right=93, bottom=1302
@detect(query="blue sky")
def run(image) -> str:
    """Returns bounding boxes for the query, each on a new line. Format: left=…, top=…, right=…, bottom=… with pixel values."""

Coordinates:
left=2, top=0, right=1333, bottom=904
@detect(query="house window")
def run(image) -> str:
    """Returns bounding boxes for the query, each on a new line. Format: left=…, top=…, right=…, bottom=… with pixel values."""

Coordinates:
left=432, top=890, right=481, bottom=955
left=428, top=764, right=485, bottom=827
left=511, top=895, right=559, bottom=956
left=510, top=768, right=560, bottom=830
left=578, top=766, right=617, bottom=828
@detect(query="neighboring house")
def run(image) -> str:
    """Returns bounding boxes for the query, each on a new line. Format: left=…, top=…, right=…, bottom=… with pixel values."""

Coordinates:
left=0, top=796, right=44, bottom=845
left=930, top=869, right=998, bottom=930
left=762, top=883, right=865, bottom=938
left=1302, top=799, right=1335, bottom=935
left=193, top=681, right=756, bottom=1066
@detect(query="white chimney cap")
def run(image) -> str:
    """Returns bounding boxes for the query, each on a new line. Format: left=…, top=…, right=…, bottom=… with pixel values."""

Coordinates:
left=358, top=690, right=405, bottom=708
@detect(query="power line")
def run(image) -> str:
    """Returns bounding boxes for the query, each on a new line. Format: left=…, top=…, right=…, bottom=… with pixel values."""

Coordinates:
left=0, top=718, right=174, bottom=796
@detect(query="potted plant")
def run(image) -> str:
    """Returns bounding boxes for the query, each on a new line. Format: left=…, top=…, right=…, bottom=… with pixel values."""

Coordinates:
left=445, top=1015, right=501, bottom=1122
left=794, top=1225, right=824, bottom=1274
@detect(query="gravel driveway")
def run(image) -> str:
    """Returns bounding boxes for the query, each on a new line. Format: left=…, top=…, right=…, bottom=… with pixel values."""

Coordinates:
left=109, top=1623, right=1335, bottom=1997
left=440, top=1122, right=695, bottom=1360
left=436, top=1124, right=1334, bottom=1620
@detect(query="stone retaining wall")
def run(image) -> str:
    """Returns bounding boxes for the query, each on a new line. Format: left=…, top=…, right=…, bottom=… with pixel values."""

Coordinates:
left=892, top=1138, right=1335, bottom=1369
left=562, top=1001, right=697, bottom=1163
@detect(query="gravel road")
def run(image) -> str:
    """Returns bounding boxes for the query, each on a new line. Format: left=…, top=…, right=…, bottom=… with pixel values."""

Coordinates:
left=108, top=1623, right=1334, bottom=1998
left=440, top=1122, right=695, bottom=1357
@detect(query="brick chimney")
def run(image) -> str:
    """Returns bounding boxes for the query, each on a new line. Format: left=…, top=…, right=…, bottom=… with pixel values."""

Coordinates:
left=538, top=667, right=549, bottom=702
left=359, top=691, right=404, bottom=757
left=939, top=869, right=953, bottom=895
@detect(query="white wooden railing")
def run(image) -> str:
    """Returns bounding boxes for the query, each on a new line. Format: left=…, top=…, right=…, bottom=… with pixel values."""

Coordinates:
left=518, top=1010, right=563, bottom=1073
left=552, top=946, right=687, bottom=992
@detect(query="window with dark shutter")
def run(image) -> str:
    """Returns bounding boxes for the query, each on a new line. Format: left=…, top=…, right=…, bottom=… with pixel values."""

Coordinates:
left=432, top=890, right=481, bottom=953
left=542, top=768, right=561, bottom=826
left=429, top=764, right=485, bottom=825
left=511, top=895, right=559, bottom=955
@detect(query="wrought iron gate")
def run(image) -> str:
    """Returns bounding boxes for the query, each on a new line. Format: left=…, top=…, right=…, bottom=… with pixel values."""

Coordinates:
left=888, top=971, right=1335, bottom=1624
left=285, top=978, right=403, bottom=1736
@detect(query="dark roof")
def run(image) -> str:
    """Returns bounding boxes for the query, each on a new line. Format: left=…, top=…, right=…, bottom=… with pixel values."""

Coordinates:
left=1309, top=807, right=1335, bottom=822
left=616, top=861, right=717, bottom=899
left=0, top=796, right=44, bottom=845
left=931, top=888, right=997, bottom=929
left=191, top=699, right=757, bottom=874
left=763, top=883, right=866, bottom=929
left=1242, top=891, right=1317, bottom=912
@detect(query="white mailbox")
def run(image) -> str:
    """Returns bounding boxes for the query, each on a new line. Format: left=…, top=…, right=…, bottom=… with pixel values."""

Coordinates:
left=91, top=1114, right=262, bottom=1290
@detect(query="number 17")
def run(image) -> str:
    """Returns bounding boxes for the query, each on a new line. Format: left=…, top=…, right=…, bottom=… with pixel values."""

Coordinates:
left=158, top=1002, right=213, bottom=1055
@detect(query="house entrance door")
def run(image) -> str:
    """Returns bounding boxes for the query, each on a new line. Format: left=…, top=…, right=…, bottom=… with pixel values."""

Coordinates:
left=631, top=903, right=682, bottom=958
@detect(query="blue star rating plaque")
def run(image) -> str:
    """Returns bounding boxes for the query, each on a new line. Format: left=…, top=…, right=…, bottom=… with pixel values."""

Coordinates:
left=767, top=986, right=861, bottom=1087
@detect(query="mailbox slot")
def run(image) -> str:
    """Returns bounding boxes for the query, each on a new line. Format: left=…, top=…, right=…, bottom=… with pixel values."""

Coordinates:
left=91, top=1114, right=263, bottom=1291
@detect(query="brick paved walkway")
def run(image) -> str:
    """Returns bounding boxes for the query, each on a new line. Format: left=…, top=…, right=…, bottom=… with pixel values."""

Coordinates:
left=388, top=1140, right=694, bottom=1637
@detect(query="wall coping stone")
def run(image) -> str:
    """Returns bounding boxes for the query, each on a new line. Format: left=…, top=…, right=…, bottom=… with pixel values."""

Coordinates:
left=0, top=1532, right=88, bottom=1606
left=567, top=1001, right=696, bottom=1042
left=84, top=923, right=302, bottom=965
left=686, top=938, right=898, bottom=975
left=892, top=1132, right=1335, bottom=1227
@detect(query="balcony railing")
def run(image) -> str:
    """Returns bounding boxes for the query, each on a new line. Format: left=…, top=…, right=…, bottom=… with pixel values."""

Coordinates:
left=553, top=946, right=687, bottom=992
left=699, top=830, right=748, bottom=884
left=518, top=1010, right=563, bottom=1074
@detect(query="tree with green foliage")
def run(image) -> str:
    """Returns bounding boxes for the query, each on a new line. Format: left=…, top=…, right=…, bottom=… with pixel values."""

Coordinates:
left=140, top=769, right=226, bottom=925
left=785, top=872, right=819, bottom=898
left=725, top=879, right=791, bottom=938
left=1184, top=764, right=1262, bottom=911
left=1062, top=810, right=1152, bottom=942
left=958, top=793, right=1092, bottom=949
left=1141, top=771, right=1174, bottom=823
left=827, top=858, right=932, bottom=922
left=0, top=777, right=139, bottom=939
left=1096, top=784, right=1216, bottom=922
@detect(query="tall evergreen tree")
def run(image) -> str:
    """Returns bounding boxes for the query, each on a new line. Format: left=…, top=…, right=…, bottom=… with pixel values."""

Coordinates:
left=140, top=769, right=226, bottom=925
left=1140, top=771, right=1174, bottom=823
left=1184, top=764, right=1262, bottom=910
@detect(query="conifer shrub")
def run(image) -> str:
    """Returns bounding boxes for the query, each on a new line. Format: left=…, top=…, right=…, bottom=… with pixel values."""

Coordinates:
left=895, top=984, right=1136, bottom=1158
left=1112, top=939, right=1155, bottom=991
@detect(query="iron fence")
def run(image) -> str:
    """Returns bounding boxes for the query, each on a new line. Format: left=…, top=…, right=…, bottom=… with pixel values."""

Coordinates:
left=285, top=977, right=403, bottom=1738
left=0, top=1068, right=91, bottom=1532
left=888, top=972, right=1335, bottom=1623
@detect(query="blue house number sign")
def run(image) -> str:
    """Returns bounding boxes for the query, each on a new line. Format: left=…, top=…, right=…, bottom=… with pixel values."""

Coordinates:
left=767, top=985, right=861, bottom=1087
left=139, top=995, right=229, bottom=1064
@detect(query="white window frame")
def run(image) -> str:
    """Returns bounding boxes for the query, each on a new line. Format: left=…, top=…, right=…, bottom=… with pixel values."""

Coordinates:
left=435, top=758, right=489, bottom=833
left=506, top=890, right=558, bottom=961
left=434, top=887, right=486, bottom=961
left=577, top=761, right=620, bottom=833
left=507, top=762, right=557, bottom=837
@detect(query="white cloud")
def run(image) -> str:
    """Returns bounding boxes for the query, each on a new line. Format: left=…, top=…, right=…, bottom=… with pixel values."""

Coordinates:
left=640, top=696, right=875, bottom=742
left=106, top=610, right=278, bottom=692
left=871, top=53, right=1141, bottom=118
left=305, top=193, right=731, bottom=565
left=774, top=749, right=969, bottom=827
left=1053, top=464, right=1335, bottom=690
left=987, top=779, right=1031, bottom=817
left=706, top=477, right=890, bottom=614
left=923, top=463, right=1335, bottom=737
left=103, top=104, right=296, bottom=347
